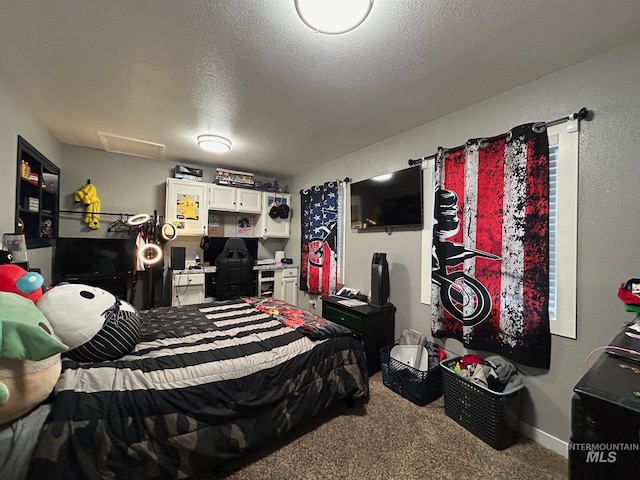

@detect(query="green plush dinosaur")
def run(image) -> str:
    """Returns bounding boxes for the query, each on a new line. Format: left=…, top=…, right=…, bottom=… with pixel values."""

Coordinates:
left=0, top=292, right=68, bottom=411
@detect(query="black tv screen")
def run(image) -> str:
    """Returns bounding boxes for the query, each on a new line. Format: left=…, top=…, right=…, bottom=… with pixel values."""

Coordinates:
left=54, top=237, right=135, bottom=282
left=203, top=237, right=258, bottom=265
left=350, top=166, right=423, bottom=229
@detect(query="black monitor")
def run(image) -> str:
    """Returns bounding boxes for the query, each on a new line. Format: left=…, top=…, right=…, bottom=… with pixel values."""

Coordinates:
left=53, top=237, right=135, bottom=284
left=202, top=237, right=258, bottom=265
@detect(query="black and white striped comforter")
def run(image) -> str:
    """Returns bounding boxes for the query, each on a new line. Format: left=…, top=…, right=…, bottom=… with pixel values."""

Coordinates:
left=27, top=300, right=369, bottom=479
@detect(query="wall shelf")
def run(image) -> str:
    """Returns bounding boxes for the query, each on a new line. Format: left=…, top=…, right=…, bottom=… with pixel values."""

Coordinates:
left=15, top=136, right=60, bottom=248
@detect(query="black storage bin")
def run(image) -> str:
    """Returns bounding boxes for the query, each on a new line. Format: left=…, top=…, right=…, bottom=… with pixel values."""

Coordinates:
left=379, top=341, right=443, bottom=406
left=441, top=357, right=523, bottom=450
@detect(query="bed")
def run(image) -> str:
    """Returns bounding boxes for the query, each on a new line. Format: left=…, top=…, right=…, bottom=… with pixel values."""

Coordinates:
left=20, top=298, right=369, bottom=479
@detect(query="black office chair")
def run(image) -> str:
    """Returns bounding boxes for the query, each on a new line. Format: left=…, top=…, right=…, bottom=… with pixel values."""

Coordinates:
left=215, top=237, right=255, bottom=300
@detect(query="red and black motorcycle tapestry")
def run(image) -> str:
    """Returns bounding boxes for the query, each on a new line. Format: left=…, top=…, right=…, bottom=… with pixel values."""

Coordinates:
left=431, top=123, right=551, bottom=369
left=300, top=182, right=339, bottom=296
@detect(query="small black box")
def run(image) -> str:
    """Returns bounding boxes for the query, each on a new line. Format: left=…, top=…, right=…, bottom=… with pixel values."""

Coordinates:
left=174, top=165, right=203, bottom=177
left=171, top=246, right=186, bottom=270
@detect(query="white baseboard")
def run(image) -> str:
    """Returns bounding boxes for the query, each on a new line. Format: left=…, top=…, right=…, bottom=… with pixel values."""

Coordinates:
left=520, top=421, right=568, bottom=458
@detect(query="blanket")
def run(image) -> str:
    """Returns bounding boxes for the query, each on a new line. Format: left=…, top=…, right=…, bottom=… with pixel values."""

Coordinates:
left=27, top=300, right=368, bottom=479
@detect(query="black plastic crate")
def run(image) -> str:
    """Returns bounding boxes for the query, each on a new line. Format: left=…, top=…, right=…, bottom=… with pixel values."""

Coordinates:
left=441, top=357, right=523, bottom=450
left=379, top=342, right=443, bottom=406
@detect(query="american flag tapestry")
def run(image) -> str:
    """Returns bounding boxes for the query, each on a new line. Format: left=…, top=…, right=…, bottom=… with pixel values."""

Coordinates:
left=431, top=123, right=551, bottom=369
left=300, top=182, right=339, bottom=295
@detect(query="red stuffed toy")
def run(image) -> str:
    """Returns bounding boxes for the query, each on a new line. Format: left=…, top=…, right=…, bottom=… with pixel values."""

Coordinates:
left=0, top=264, right=45, bottom=304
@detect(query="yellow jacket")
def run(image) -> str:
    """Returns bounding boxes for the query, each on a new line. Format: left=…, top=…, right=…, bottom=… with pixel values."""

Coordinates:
left=74, top=183, right=101, bottom=229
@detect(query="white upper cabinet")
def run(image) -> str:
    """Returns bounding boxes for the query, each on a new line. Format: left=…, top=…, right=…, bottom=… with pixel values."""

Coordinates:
left=165, top=178, right=208, bottom=236
left=208, top=184, right=262, bottom=214
left=255, top=193, right=291, bottom=238
left=236, top=188, right=262, bottom=213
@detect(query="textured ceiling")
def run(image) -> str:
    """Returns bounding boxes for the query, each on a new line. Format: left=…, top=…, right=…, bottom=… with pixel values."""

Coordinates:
left=0, top=0, right=639, bottom=177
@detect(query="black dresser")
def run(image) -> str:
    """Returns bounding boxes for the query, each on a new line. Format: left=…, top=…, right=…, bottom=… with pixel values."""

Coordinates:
left=570, top=328, right=640, bottom=479
left=321, top=296, right=395, bottom=375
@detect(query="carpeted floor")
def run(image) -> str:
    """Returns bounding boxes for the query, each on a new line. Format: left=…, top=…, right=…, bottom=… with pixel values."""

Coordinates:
left=204, top=372, right=569, bottom=480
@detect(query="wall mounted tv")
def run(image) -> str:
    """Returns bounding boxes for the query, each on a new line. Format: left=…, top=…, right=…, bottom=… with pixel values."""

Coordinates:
left=350, top=166, right=423, bottom=230
left=53, top=237, right=135, bottom=283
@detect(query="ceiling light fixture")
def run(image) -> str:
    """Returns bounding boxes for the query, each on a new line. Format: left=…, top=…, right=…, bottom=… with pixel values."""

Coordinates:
left=295, top=0, right=374, bottom=35
left=197, top=135, right=232, bottom=153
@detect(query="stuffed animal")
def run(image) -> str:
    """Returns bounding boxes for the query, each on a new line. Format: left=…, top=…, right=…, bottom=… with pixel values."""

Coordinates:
left=0, top=250, right=12, bottom=265
left=37, top=284, right=142, bottom=362
left=0, top=292, right=68, bottom=425
left=0, top=264, right=45, bottom=303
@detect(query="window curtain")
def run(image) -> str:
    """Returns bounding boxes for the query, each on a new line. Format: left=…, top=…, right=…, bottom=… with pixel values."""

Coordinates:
left=430, top=123, right=551, bottom=369
left=300, top=181, right=340, bottom=296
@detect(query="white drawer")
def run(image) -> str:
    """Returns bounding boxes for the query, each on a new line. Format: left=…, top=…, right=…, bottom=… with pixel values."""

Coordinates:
left=172, top=272, right=205, bottom=286
left=281, top=268, right=297, bottom=278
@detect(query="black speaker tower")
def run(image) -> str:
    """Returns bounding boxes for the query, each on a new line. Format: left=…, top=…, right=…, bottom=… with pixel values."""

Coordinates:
left=170, top=246, right=186, bottom=271
left=369, top=252, right=390, bottom=308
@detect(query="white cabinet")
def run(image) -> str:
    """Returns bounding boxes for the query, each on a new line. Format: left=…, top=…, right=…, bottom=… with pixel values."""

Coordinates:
left=171, top=272, right=205, bottom=306
left=207, top=184, right=262, bottom=214
left=165, top=178, right=207, bottom=236
left=255, top=193, right=291, bottom=238
left=257, top=267, right=298, bottom=306
left=257, top=269, right=275, bottom=297
left=236, top=188, right=263, bottom=213
left=274, top=267, right=298, bottom=306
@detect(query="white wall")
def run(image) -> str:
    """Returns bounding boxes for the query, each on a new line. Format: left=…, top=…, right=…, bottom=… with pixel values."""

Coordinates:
left=289, top=40, right=640, bottom=449
left=0, top=76, right=61, bottom=284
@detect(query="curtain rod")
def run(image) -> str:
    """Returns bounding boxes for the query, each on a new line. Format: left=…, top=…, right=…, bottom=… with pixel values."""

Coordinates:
left=407, top=107, right=590, bottom=166
left=299, top=177, right=350, bottom=194
left=59, top=210, right=139, bottom=217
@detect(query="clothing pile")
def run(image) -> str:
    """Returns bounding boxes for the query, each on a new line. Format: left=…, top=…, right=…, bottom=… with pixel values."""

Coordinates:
left=453, top=354, right=522, bottom=393
left=618, top=278, right=640, bottom=313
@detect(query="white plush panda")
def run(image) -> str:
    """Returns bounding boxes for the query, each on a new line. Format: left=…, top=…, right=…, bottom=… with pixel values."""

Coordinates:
left=37, top=284, right=141, bottom=362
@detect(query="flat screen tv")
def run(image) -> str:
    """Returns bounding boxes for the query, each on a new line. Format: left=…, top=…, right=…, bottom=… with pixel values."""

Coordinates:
left=350, top=166, right=423, bottom=230
left=53, top=237, right=136, bottom=283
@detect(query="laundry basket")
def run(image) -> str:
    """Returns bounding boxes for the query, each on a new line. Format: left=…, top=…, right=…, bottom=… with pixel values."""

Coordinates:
left=441, top=357, right=523, bottom=449
left=379, top=341, right=443, bottom=406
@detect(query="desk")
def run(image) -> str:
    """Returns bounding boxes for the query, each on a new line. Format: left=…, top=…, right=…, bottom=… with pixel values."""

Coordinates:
left=170, top=265, right=298, bottom=306
left=570, top=329, right=640, bottom=479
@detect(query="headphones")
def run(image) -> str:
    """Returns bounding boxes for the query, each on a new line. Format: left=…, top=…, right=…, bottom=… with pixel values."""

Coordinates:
left=199, top=236, right=210, bottom=250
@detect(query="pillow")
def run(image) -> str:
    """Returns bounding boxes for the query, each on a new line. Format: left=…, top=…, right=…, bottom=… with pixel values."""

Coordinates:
left=0, top=264, right=45, bottom=304
left=0, top=356, right=61, bottom=426
left=0, top=292, right=67, bottom=425
left=37, top=284, right=142, bottom=362
left=0, top=292, right=67, bottom=360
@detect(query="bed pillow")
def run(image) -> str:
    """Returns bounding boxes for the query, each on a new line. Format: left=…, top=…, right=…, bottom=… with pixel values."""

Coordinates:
left=0, top=292, right=66, bottom=426
left=37, top=284, right=142, bottom=362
